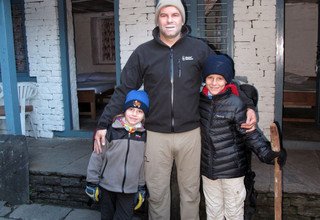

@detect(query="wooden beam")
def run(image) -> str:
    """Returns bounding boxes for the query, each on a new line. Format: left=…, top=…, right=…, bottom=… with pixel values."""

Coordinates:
left=0, top=0, right=22, bottom=134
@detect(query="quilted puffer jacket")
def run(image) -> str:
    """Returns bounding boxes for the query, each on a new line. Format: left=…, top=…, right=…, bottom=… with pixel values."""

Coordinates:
left=199, top=88, right=274, bottom=180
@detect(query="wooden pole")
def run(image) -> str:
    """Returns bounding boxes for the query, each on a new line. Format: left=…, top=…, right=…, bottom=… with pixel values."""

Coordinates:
left=270, top=122, right=282, bottom=220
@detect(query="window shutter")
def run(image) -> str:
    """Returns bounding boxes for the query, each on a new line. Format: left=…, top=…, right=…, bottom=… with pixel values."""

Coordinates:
left=185, top=0, right=233, bottom=56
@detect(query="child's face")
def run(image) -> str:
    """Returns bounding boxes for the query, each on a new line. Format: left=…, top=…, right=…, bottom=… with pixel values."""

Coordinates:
left=124, top=107, right=145, bottom=126
left=205, top=74, right=227, bottom=95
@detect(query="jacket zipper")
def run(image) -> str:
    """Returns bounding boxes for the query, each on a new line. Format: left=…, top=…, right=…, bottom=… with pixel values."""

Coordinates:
left=170, top=48, right=175, bottom=131
left=209, top=99, right=215, bottom=128
left=121, top=132, right=131, bottom=192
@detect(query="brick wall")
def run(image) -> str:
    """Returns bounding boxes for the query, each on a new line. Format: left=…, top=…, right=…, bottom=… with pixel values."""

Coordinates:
left=23, top=0, right=65, bottom=138
left=119, top=0, right=276, bottom=137
left=0, top=0, right=278, bottom=138
left=233, top=0, right=277, bottom=137
left=119, top=0, right=155, bottom=68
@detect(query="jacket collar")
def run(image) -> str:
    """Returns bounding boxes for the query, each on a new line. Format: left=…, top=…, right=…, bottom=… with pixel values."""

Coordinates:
left=201, top=86, right=233, bottom=102
left=112, top=116, right=145, bottom=133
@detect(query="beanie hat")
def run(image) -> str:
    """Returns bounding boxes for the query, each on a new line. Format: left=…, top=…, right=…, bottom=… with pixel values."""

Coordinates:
left=124, top=90, right=150, bottom=115
left=202, top=54, right=234, bottom=84
left=155, top=0, right=186, bottom=25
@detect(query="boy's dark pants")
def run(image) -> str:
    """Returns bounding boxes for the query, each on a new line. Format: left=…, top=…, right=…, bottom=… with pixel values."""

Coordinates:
left=100, top=187, right=135, bottom=220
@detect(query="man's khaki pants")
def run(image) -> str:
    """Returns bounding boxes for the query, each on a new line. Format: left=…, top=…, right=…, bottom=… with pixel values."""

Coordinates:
left=145, top=128, right=201, bottom=220
left=202, top=175, right=246, bottom=220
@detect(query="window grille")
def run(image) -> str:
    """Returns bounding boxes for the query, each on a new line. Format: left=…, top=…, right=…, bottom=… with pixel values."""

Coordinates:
left=11, top=0, right=29, bottom=74
left=185, top=0, right=233, bottom=56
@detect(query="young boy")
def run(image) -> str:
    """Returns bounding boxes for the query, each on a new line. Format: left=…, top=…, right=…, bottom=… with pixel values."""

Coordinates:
left=86, top=90, right=149, bottom=220
left=199, top=54, right=286, bottom=220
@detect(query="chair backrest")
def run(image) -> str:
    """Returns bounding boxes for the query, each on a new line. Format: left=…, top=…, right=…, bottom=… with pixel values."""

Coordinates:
left=18, top=82, right=37, bottom=105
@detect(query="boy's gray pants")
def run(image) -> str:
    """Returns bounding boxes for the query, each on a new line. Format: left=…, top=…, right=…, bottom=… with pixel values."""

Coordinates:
left=145, top=128, right=201, bottom=220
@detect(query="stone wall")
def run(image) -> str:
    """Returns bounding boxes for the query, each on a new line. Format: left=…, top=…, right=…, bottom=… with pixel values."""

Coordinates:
left=254, top=192, right=320, bottom=220
left=29, top=172, right=88, bottom=208
left=29, top=171, right=320, bottom=219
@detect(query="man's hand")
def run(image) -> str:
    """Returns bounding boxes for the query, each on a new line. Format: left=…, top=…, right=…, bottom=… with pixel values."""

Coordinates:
left=241, top=108, right=257, bottom=132
left=93, top=129, right=107, bottom=154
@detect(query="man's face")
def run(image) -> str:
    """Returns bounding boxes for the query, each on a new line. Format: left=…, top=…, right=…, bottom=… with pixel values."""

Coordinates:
left=157, top=6, right=183, bottom=43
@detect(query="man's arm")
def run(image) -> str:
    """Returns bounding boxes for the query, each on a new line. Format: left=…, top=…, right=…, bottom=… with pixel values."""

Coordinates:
left=94, top=50, right=144, bottom=153
left=236, top=82, right=259, bottom=131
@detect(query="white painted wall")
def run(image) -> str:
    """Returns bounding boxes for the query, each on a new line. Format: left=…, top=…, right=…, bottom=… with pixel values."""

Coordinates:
left=285, top=2, right=317, bottom=77
left=119, top=0, right=155, bottom=68
left=23, top=0, right=64, bottom=138
left=233, top=0, right=277, bottom=137
left=0, top=0, right=279, bottom=138
left=119, top=0, right=277, bottom=137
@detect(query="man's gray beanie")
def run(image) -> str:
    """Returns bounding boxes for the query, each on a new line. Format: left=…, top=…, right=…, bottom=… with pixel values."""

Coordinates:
left=155, top=0, right=186, bottom=25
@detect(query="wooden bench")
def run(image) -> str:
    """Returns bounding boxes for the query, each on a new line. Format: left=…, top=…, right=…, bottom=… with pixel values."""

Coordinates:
left=283, top=87, right=316, bottom=122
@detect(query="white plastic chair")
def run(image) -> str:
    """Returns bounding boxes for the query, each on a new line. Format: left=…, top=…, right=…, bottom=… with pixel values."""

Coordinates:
left=0, top=83, right=37, bottom=138
left=18, top=82, right=37, bottom=138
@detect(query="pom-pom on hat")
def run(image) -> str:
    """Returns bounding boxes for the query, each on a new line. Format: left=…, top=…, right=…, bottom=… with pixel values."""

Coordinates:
left=124, top=90, right=150, bottom=115
left=202, top=54, right=235, bottom=84
left=155, top=0, right=186, bottom=25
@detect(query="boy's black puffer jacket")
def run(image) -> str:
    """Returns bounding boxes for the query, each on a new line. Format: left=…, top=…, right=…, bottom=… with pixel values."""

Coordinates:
left=199, top=89, right=274, bottom=180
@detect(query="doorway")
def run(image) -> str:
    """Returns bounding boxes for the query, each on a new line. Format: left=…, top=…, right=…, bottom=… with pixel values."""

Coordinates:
left=71, top=0, right=116, bottom=131
left=282, top=0, right=320, bottom=142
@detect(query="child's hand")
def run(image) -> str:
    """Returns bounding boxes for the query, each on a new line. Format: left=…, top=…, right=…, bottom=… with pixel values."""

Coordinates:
left=277, top=148, right=287, bottom=168
left=134, top=185, right=148, bottom=210
left=85, top=183, right=100, bottom=202
left=264, top=148, right=287, bottom=169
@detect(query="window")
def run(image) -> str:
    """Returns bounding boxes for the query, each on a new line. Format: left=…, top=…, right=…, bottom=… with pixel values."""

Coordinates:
left=11, top=0, right=29, bottom=75
left=185, top=0, right=233, bottom=56
left=91, top=16, right=116, bottom=64
left=0, top=0, right=30, bottom=81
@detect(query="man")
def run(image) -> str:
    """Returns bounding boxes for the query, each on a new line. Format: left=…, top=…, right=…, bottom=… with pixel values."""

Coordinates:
left=94, top=0, right=257, bottom=219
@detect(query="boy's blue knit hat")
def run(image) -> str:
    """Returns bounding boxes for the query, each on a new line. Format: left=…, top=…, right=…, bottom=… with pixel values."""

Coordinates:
left=202, top=54, right=234, bottom=84
left=124, top=90, right=149, bottom=115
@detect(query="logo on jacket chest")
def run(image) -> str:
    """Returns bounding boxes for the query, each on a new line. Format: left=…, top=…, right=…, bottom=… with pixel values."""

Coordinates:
left=181, top=56, right=194, bottom=61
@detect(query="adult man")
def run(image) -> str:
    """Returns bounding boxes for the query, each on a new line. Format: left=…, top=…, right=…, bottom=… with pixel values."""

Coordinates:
left=94, top=0, right=256, bottom=219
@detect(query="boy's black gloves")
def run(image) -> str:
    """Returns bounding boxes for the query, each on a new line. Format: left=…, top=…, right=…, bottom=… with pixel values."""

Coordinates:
left=85, top=182, right=100, bottom=202
left=277, top=147, right=287, bottom=168
left=264, top=148, right=287, bottom=168
left=134, top=185, right=148, bottom=210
